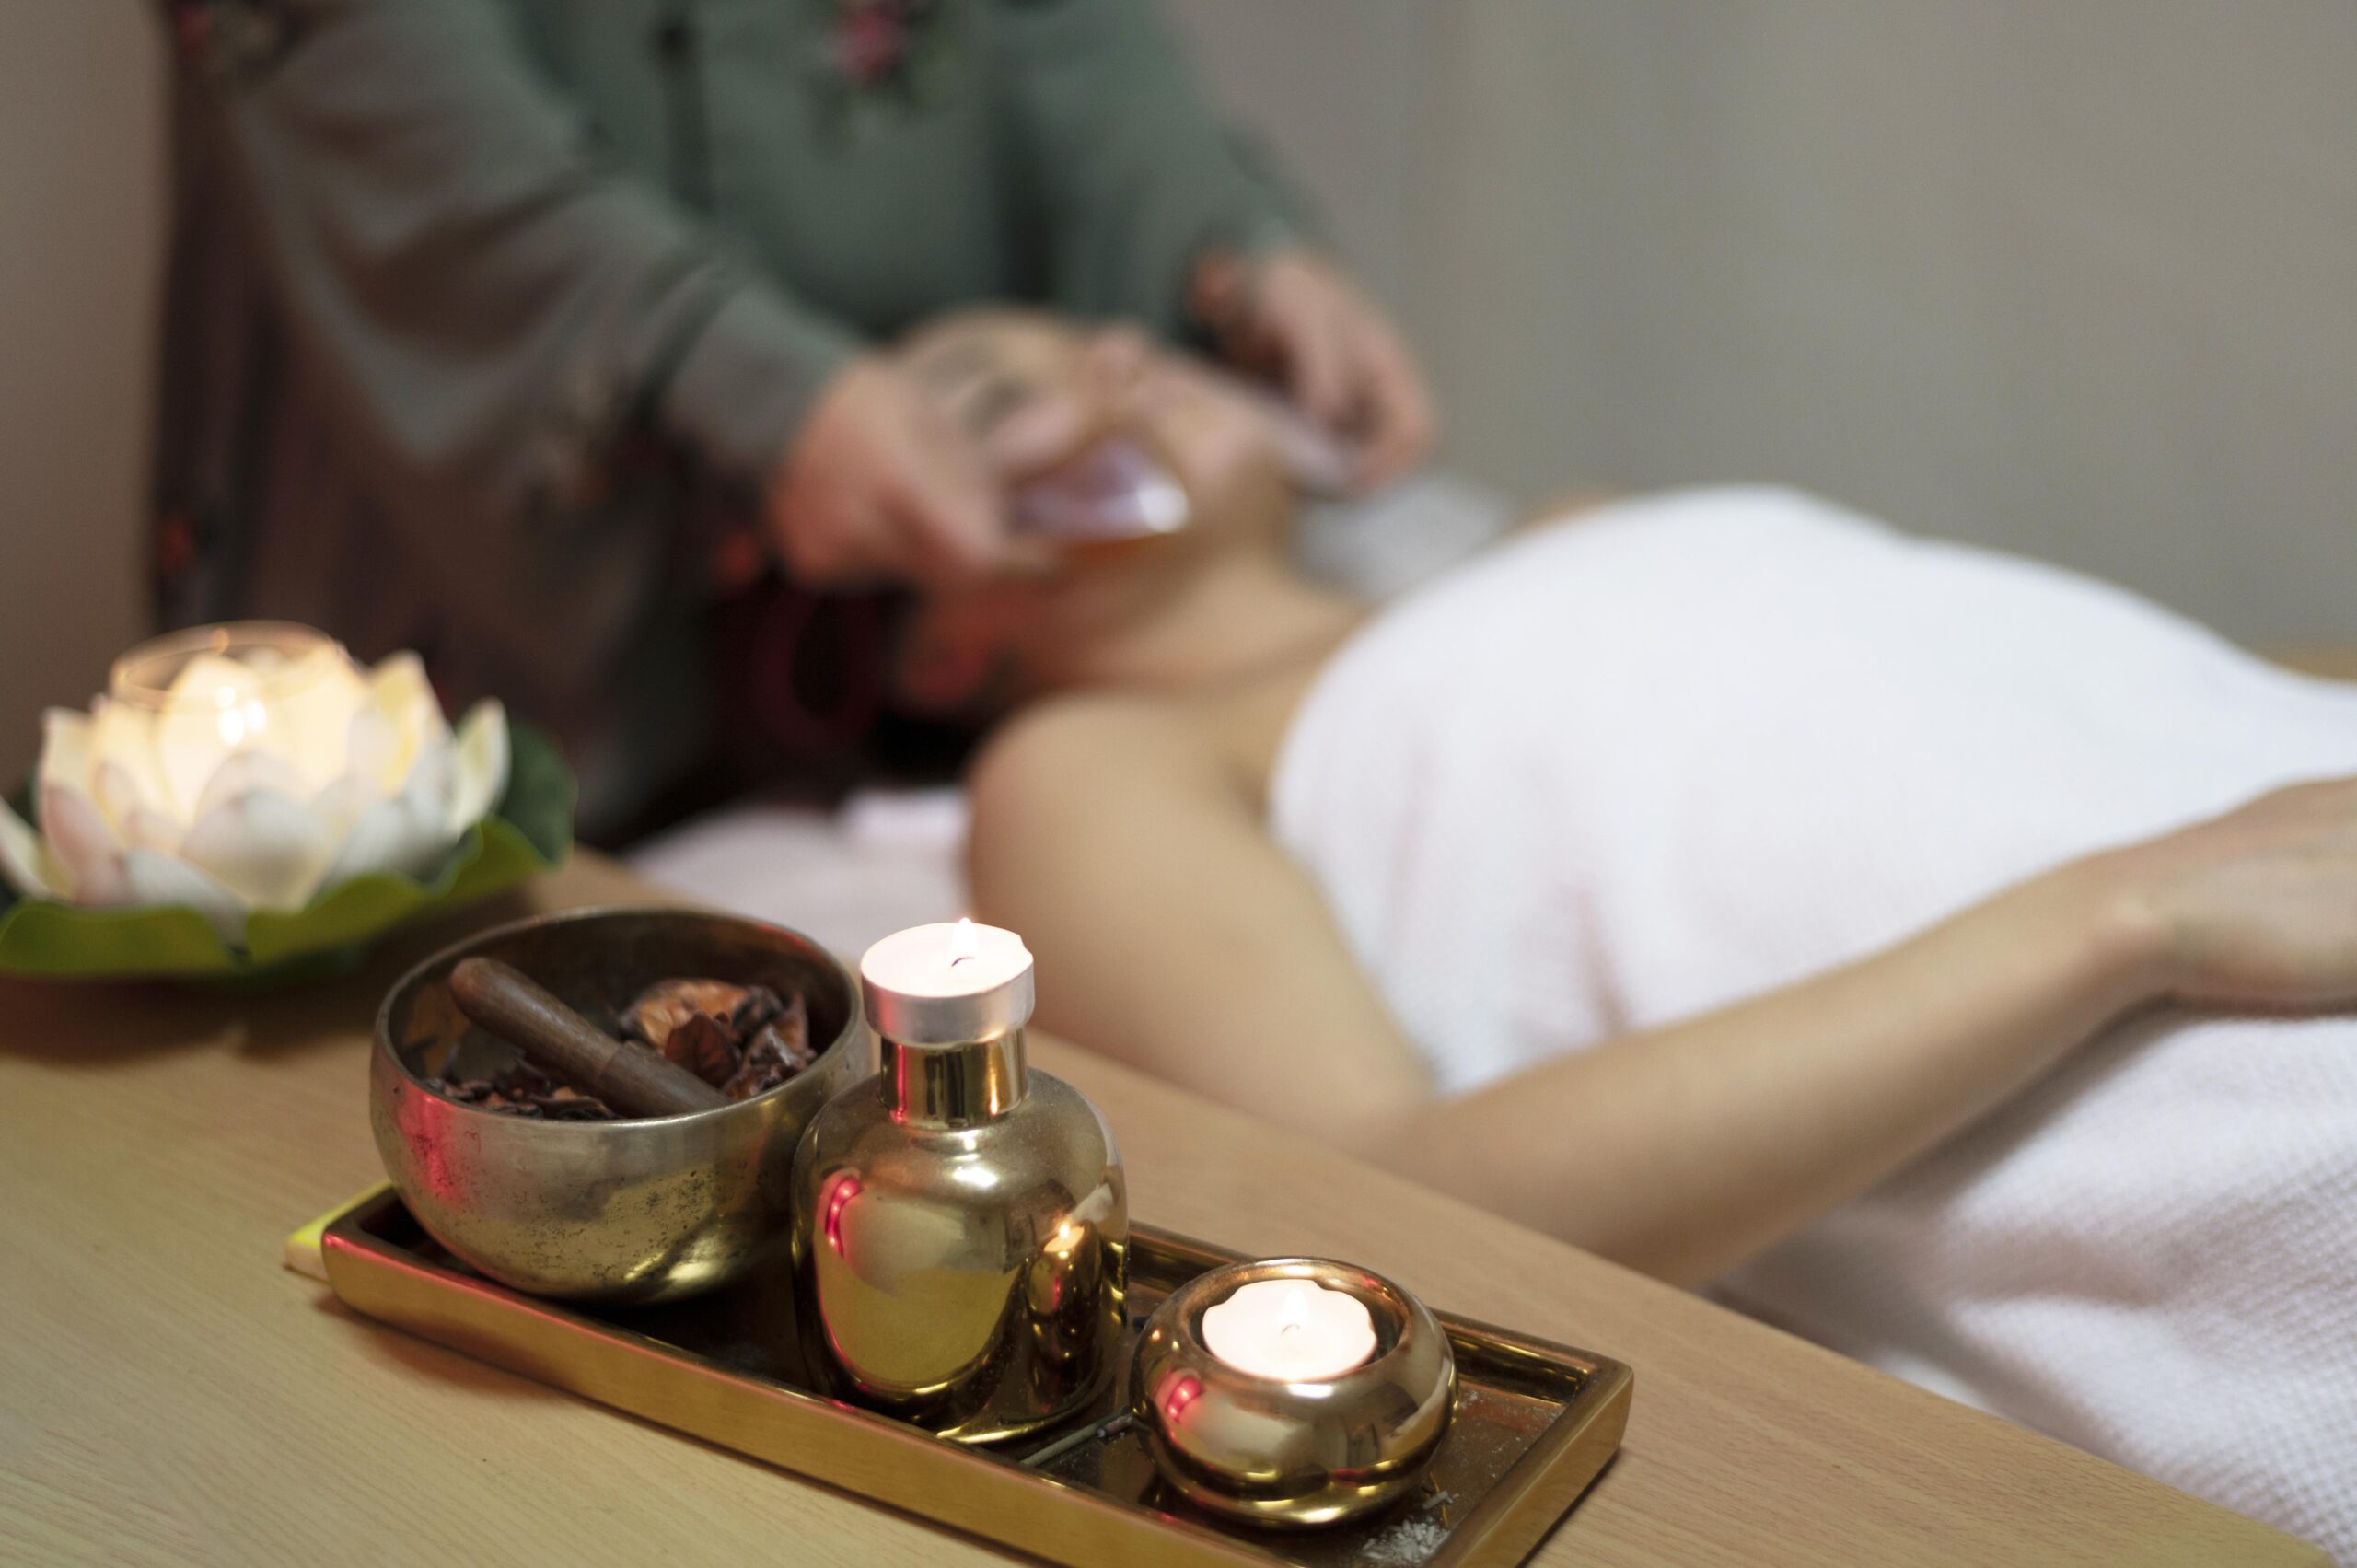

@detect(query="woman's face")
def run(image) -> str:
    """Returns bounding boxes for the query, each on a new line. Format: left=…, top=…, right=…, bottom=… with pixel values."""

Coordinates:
left=887, top=312, right=1295, bottom=714
left=897, top=309, right=1288, bottom=546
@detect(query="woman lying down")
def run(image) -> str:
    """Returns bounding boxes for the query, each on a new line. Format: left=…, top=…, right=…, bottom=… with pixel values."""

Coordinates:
left=890, top=311, right=2357, bottom=1553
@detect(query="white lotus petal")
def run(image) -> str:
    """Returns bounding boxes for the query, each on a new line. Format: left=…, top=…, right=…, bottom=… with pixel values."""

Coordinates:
left=94, top=759, right=159, bottom=842
left=39, top=781, right=123, bottom=900
left=76, top=859, right=133, bottom=906
left=446, top=701, right=509, bottom=832
left=309, top=773, right=382, bottom=846
left=401, top=735, right=456, bottom=824
left=0, top=797, right=72, bottom=900
left=121, top=848, right=247, bottom=944
left=37, top=708, right=95, bottom=797
left=89, top=697, right=172, bottom=829
left=267, top=643, right=373, bottom=793
left=321, top=790, right=456, bottom=888
left=179, top=788, right=333, bottom=911
left=192, top=749, right=308, bottom=822
left=360, top=652, right=449, bottom=793
left=345, top=707, right=396, bottom=791
left=119, top=807, right=181, bottom=854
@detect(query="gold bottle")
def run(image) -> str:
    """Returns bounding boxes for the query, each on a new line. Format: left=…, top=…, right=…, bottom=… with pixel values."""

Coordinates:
left=790, top=923, right=1127, bottom=1443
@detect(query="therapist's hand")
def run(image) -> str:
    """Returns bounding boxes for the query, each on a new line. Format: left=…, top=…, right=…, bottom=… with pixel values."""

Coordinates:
left=765, top=355, right=1050, bottom=587
left=1191, top=244, right=1435, bottom=493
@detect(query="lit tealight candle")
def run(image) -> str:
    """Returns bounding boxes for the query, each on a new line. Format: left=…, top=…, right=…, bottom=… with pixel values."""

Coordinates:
left=1202, top=1278, right=1378, bottom=1382
left=859, top=918, right=1035, bottom=1047
left=1130, top=1259, right=1454, bottom=1527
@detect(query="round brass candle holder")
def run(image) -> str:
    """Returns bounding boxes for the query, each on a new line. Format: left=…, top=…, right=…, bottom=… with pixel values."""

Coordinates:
left=1130, top=1258, right=1457, bottom=1529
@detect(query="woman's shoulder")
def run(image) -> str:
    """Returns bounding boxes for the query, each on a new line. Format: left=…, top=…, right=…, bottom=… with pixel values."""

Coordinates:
left=975, top=643, right=1343, bottom=822
left=970, top=692, right=1227, bottom=818
left=964, top=691, right=1262, bottom=911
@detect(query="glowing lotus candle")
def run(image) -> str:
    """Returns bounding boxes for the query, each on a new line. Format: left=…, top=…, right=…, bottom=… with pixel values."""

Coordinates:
left=1201, top=1277, right=1378, bottom=1381
left=0, top=621, right=506, bottom=941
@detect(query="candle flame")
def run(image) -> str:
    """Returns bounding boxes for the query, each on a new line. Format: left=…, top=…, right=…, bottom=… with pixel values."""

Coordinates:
left=949, top=916, right=981, bottom=968
left=214, top=698, right=269, bottom=747
left=203, top=671, right=269, bottom=747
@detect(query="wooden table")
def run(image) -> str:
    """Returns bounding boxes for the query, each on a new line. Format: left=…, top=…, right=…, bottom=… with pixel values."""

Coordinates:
left=0, top=855, right=2325, bottom=1566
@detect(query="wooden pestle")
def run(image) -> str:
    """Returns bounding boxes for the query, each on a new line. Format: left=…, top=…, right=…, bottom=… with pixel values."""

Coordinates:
left=447, top=958, right=730, bottom=1119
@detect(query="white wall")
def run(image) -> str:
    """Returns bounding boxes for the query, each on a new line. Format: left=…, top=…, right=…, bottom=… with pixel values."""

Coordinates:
left=1169, top=0, right=2357, bottom=646
left=0, top=0, right=161, bottom=780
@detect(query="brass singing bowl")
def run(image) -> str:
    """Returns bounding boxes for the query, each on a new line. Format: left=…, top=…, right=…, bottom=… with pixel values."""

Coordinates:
left=1131, top=1258, right=1457, bottom=1528
left=371, top=907, right=865, bottom=1306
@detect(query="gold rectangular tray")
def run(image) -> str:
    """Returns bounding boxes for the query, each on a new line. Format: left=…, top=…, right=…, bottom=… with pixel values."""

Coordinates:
left=315, top=1188, right=1631, bottom=1568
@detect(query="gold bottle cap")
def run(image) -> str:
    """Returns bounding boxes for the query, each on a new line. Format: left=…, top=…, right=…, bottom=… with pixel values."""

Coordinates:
left=860, top=920, right=1036, bottom=1048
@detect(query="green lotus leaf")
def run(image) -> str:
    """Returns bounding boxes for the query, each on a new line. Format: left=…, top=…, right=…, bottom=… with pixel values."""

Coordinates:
left=0, top=722, right=574, bottom=983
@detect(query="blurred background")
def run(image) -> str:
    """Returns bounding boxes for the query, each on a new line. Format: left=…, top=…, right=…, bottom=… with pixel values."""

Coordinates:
left=6, top=0, right=2352, bottom=778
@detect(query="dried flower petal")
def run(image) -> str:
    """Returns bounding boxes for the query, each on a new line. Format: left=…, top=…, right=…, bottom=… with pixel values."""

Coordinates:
left=622, top=979, right=761, bottom=1051
left=723, top=996, right=813, bottom=1099
left=665, top=1011, right=741, bottom=1088
left=729, top=984, right=787, bottom=1037
left=722, top=1033, right=790, bottom=1101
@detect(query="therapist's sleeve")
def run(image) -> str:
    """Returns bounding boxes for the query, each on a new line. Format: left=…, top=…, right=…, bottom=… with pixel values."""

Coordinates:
left=995, top=0, right=1308, bottom=335
left=194, top=0, right=856, bottom=523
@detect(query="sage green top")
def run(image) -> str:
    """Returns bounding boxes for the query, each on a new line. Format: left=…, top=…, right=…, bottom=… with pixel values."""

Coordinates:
left=154, top=0, right=1300, bottom=830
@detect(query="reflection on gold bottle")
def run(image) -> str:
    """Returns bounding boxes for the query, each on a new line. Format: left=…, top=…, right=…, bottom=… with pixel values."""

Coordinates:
left=791, top=1022, right=1128, bottom=1443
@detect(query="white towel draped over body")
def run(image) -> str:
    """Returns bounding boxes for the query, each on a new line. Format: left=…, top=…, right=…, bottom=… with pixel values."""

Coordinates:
left=1269, top=488, right=2357, bottom=1556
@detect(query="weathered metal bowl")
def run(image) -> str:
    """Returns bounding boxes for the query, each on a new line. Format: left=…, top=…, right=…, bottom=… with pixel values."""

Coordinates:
left=371, top=907, right=866, bottom=1305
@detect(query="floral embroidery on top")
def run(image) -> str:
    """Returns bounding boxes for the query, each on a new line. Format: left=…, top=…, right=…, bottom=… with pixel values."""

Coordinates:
left=812, top=0, right=953, bottom=134
left=162, top=0, right=299, bottom=80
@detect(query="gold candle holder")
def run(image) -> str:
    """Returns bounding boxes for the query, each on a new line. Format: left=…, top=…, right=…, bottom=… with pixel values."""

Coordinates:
left=791, top=922, right=1129, bottom=1444
left=1130, top=1258, right=1457, bottom=1529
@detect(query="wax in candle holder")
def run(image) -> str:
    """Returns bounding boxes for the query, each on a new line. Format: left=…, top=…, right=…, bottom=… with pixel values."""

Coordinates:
left=1202, top=1278, right=1378, bottom=1381
left=858, top=917, right=1035, bottom=1046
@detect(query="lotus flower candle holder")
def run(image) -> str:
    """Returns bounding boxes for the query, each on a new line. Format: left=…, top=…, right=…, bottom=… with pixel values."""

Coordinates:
left=0, top=623, right=571, bottom=981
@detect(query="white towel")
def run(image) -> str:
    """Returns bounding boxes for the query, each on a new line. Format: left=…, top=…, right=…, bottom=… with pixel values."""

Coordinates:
left=1269, top=487, right=2357, bottom=1557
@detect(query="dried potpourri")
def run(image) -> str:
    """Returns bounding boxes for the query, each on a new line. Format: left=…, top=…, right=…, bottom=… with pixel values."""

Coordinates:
left=661, top=1010, right=742, bottom=1087
left=429, top=978, right=818, bottom=1117
left=622, top=979, right=817, bottom=1101
left=621, top=980, right=773, bottom=1056
left=424, top=1058, right=615, bottom=1120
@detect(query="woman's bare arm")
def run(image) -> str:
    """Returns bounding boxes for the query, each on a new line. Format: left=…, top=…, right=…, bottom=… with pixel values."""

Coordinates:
left=970, top=697, right=1438, bottom=1148
left=970, top=698, right=2357, bottom=1286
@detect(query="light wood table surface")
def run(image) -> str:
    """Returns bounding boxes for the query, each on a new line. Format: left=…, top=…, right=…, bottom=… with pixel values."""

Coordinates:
left=0, top=854, right=2326, bottom=1566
